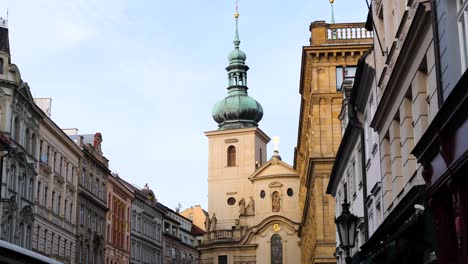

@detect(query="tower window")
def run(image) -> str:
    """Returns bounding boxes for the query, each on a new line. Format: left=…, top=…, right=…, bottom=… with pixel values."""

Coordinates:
left=227, top=145, right=236, bottom=166
left=0, top=58, right=3, bottom=74
left=260, top=190, right=266, bottom=199
left=287, top=188, right=293, bottom=197
left=227, top=197, right=236, bottom=206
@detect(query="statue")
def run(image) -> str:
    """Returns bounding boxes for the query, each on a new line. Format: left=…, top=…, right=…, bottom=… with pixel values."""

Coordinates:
left=246, top=196, right=255, bottom=215
left=238, top=198, right=246, bottom=215
left=272, top=191, right=281, bottom=212
left=204, top=215, right=211, bottom=231
left=211, top=213, right=217, bottom=230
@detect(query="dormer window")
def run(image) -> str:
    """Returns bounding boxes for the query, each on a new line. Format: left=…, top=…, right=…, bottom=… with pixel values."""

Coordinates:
left=227, top=145, right=236, bottom=166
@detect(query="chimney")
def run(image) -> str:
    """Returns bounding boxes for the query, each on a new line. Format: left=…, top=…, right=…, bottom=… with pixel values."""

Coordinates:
left=34, top=98, right=52, bottom=117
left=93, top=132, right=103, bottom=154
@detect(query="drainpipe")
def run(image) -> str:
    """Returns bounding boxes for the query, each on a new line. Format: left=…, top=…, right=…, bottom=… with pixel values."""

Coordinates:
left=429, top=0, right=444, bottom=106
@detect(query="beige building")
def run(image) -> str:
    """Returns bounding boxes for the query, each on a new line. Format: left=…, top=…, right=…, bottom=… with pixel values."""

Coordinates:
left=294, top=19, right=373, bottom=263
left=198, top=12, right=301, bottom=264
left=180, top=205, right=208, bottom=232
left=33, top=99, right=81, bottom=264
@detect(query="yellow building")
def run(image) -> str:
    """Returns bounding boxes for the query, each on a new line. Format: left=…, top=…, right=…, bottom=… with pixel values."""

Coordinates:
left=180, top=205, right=209, bottom=232
left=294, top=20, right=372, bottom=263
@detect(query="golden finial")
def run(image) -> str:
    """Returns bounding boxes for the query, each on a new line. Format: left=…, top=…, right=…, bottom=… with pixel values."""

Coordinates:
left=234, top=0, right=240, bottom=18
left=329, top=0, right=334, bottom=3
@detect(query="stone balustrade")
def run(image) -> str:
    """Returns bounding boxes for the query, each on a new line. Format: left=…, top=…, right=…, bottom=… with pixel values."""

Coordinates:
left=327, top=23, right=373, bottom=40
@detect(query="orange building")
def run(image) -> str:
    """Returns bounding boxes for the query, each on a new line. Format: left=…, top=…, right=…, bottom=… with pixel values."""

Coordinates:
left=105, top=173, right=134, bottom=264
left=294, top=20, right=372, bottom=263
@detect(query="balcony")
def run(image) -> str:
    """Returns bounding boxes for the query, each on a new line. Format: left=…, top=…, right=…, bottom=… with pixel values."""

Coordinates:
left=310, top=21, right=373, bottom=46
left=202, top=229, right=242, bottom=244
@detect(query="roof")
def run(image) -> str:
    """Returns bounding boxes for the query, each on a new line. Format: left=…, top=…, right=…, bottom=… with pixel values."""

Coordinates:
left=191, top=224, right=205, bottom=236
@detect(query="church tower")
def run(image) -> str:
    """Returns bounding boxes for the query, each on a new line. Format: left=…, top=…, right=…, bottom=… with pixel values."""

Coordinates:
left=205, top=9, right=270, bottom=230
left=200, top=6, right=301, bottom=264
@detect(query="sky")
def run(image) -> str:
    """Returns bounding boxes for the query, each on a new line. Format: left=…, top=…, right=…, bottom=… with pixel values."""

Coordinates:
left=0, top=0, right=368, bottom=211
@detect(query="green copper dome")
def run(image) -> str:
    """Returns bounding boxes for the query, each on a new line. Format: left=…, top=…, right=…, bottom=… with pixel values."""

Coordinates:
left=212, top=16, right=263, bottom=130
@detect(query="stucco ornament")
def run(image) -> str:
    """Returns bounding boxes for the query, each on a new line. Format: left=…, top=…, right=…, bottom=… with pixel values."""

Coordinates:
left=272, top=191, right=281, bottom=212
left=238, top=197, right=246, bottom=215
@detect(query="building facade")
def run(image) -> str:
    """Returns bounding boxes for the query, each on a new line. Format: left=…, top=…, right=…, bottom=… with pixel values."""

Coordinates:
left=126, top=182, right=164, bottom=264
left=180, top=205, right=208, bottom=232
left=0, top=19, right=41, bottom=250
left=67, top=132, right=109, bottom=264
left=161, top=205, right=199, bottom=264
left=294, top=19, right=372, bottom=263
left=33, top=99, right=81, bottom=263
left=106, top=173, right=133, bottom=264
left=412, top=0, right=468, bottom=263
left=352, top=0, right=439, bottom=262
left=198, top=11, right=301, bottom=264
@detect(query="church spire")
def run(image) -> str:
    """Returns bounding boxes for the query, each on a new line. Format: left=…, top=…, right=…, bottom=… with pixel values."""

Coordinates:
left=330, top=0, right=335, bottom=24
left=211, top=2, right=263, bottom=130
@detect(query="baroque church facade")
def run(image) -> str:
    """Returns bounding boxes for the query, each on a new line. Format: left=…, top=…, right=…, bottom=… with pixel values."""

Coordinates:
left=198, top=11, right=301, bottom=264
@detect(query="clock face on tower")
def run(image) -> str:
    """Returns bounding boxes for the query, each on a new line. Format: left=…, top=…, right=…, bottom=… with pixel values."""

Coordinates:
left=147, top=194, right=153, bottom=200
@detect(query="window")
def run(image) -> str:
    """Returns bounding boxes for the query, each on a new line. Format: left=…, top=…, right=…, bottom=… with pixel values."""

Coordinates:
left=52, top=191, right=55, bottom=212
left=44, top=229, right=48, bottom=254
left=13, top=116, right=20, bottom=141
left=44, top=186, right=48, bottom=207
left=19, top=223, right=24, bottom=247
left=0, top=57, right=3, bottom=74
left=59, top=157, right=63, bottom=175
left=82, top=168, right=86, bottom=186
left=64, top=200, right=68, bottom=220
left=458, top=0, right=468, bottom=70
left=89, top=174, right=93, bottom=192
left=9, top=165, right=15, bottom=189
left=36, top=226, right=40, bottom=251
left=227, top=145, right=236, bottom=166
left=70, top=203, right=73, bottom=222
left=227, top=197, right=236, bottom=205
left=31, top=133, right=36, bottom=156
left=54, top=152, right=58, bottom=171
left=271, top=235, right=283, bottom=264
left=46, top=145, right=50, bottom=165
left=218, top=255, right=228, bottom=264
left=287, top=188, right=293, bottom=197
left=28, top=178, right=33, bottom=200
left=335, top=66, right=357, bottom=91
left=80, top=205, right=84, bottom=224
left=25, top=128, right=30, bottom=152
left=58, top=195, right=61, bottom=215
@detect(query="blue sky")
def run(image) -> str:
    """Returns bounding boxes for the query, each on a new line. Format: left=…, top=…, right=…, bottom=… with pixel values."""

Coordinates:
left=0, top=0, right=368, bottom=211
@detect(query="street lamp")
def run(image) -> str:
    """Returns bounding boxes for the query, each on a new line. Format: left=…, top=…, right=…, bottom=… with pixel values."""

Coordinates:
left=335, top=201, right=358, bottom=264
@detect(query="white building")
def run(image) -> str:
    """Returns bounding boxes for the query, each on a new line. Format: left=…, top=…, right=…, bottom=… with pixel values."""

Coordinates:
left=0, top=19, right=41, bottom=250
left=33, top=99, right=81, bottom=263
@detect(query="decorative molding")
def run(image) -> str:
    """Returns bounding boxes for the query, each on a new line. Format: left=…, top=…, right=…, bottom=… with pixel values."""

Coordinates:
left=224, top=139, right=239, bottom=143
left=268, top=182, right=283, bottom=188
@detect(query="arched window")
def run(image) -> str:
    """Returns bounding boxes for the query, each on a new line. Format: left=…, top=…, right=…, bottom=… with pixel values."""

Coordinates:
left=271, top=234, right=283, bottom=264
left=13, top=116, right=20, bottom=141
left=227, top=146, right=236, bottom=166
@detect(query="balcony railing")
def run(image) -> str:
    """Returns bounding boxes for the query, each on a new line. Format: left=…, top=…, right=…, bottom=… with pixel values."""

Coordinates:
left=203, top=229, right=242, bottom=243
left=327, top=23, right=373, bottom=41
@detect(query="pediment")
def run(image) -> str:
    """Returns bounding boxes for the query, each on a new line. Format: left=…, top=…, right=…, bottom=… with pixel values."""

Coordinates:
left=17, top=82, right=35, bottom=104
left=249, top=156, right=299, bottom=181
